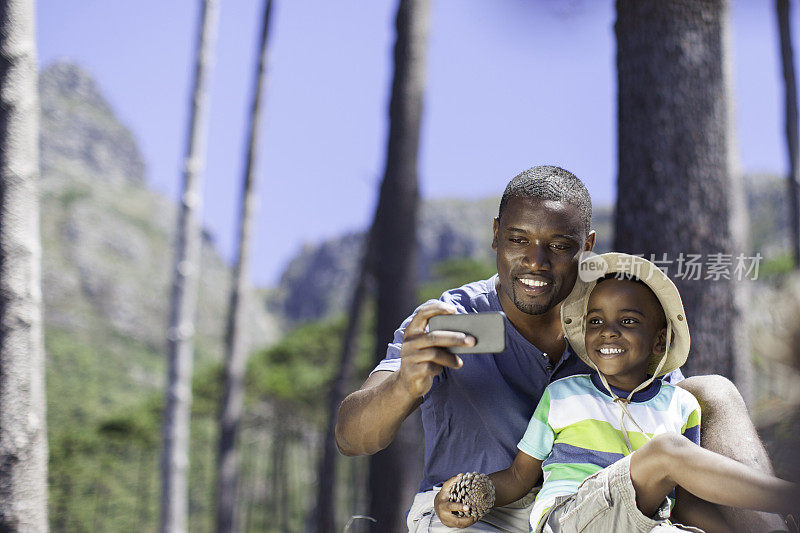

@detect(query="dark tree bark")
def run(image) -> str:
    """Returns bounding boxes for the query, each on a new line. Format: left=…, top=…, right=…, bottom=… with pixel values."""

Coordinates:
left=367, top=0, right=431, bottom=531
left=615, top=0, right=747, bottom=379
left=215, top=1, right=273, bottom=531
left=271, top=413, right=290, bottom=533
left=777, top=0, right=800, bottom=268
left=314, top=226, right=375, bottom=533
left=161, top=1, right=220, bottom=531
left=0, top=0, right=48, bottom=529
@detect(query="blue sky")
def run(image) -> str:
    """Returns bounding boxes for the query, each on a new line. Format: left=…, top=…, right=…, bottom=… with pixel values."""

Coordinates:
left=37, top=1, right=795, bottom=286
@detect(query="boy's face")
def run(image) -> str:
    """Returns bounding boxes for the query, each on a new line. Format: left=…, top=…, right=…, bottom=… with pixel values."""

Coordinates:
left=584, top=278, right=667, bottom=391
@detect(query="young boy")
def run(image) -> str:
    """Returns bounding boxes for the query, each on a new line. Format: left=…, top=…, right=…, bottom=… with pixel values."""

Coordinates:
left=434, top=253, right=798, bottom=532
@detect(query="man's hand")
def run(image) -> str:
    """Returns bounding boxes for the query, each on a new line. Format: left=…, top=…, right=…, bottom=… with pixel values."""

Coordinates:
left=434, top=474, right=480, bottom=528
left=335, top=301, right=475, bottom=456
left=395, top=302, right=475, bottom=399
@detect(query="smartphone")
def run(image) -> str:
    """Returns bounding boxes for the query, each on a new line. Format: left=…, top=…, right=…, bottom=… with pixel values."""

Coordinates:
left=427, top=311, right=506, bottom=354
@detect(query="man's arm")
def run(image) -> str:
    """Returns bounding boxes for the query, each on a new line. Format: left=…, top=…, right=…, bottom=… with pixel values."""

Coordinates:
left=335, top=301, right=475, bottom=456
left=678, top=375, right=788, bottom=532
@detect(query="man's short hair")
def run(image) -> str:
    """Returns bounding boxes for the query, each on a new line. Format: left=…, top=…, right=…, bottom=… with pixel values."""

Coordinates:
left=499, top=165, right=592, bottom=237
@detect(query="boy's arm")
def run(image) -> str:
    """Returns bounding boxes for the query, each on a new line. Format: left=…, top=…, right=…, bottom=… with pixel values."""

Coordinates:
left=433, top=451, right=543, bottom=528
left=490, top=449, right=543, bottom=507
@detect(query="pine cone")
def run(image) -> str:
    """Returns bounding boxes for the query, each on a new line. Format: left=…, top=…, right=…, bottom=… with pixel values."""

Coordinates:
left=449, top=472, right=495, bottom=519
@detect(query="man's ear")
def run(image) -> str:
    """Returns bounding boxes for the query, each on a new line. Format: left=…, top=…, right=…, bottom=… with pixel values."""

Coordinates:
left=492, top=218, right=499, bottom=250
left=584, top=230, right=596, bottom=251
left=653, top=327, right=668, bottom=356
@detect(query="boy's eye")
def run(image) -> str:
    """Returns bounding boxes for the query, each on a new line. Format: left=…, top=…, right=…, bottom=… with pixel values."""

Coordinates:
left=587, top=317, right=602, bottom=325
left=621, top=317, right=639, bottom=325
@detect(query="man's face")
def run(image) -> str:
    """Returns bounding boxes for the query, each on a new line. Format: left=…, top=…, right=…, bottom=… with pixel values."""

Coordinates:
left=492, top=197, right=594, bottom=316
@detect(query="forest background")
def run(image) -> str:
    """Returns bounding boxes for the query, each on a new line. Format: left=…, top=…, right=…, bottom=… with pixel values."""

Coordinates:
left=12, top=0, right=800, bottom=531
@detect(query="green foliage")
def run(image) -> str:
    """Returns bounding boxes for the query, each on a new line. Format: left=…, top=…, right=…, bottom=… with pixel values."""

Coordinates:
left=759, top=252, right=796, bottom=278
left=56, top=183, right=92, bottom=208
left=246, top=314, right=377, bottom=424
left=418, top=257, right=496, bottom=302
left=248, top=319, right=342, bottom=406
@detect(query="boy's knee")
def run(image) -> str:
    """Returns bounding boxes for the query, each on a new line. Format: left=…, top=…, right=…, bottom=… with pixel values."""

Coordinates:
left=639, top=433, right=690, bottom=470
left=649, top=432, right=690, bottom=458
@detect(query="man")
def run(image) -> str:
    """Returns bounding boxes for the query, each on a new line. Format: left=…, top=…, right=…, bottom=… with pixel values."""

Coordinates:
left=335, top=166, right=786, bottom=532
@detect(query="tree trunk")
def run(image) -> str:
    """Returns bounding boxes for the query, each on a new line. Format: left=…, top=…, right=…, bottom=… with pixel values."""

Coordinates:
left=615, top=0, right=747, bottom=380
left=215, top=1, right=273, bottom=532
left=314, top=226, right=375, bottom=533
left=368, top=0, right=431, bottom=530
left=0, top=0, right=48, bottom=529
left=271, top=416, right=289, bottom=533
left=777, top=0, right=800, bottom=268
left=161, top=1, right=220, bottom=531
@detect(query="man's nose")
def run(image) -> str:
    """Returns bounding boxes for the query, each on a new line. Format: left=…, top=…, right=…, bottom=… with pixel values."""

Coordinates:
left=522, top=244, right=550, bottom=270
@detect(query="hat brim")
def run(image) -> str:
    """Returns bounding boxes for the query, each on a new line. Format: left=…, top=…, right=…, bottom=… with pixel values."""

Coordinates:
left=561, top=252, right=690, bottom=377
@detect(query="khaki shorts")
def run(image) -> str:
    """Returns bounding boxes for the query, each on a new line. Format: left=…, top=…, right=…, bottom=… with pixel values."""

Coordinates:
left=536, top=454, right=704, bottom=533
left=407, top=486, right=537, bottom=532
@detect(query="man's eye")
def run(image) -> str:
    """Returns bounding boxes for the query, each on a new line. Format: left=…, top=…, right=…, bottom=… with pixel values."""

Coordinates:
left=509, top=237, right=526, bottom=244
left=550, top=243, right=570, bottom=251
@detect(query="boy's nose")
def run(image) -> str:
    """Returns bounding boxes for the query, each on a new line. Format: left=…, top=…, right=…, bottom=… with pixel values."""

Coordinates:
left=599, top=324, right=620, bottom=338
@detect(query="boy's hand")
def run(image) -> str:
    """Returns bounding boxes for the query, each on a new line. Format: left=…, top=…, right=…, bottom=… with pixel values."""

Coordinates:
left=434, top=474, right=480, bottom=528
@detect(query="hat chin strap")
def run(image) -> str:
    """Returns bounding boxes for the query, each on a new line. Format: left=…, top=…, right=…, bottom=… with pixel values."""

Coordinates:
left=590, top=320, right=673, bottom=454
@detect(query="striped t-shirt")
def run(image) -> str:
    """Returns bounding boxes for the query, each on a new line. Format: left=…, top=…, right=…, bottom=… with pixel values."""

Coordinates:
left=517, top=373, right=701, bottom=530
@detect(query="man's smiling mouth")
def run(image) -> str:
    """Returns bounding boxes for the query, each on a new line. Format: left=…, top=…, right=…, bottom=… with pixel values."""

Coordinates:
left=519, top=278, right=548, bottom=287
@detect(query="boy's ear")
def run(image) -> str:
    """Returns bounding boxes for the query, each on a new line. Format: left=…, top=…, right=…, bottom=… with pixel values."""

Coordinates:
left=653, top=327, right=668, bottom=356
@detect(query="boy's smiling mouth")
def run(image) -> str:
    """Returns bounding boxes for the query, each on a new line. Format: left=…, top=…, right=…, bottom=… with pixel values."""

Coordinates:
left=597, top=346, right=626, bottom=358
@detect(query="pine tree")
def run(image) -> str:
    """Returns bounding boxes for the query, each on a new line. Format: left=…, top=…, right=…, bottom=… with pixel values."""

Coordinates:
left=216, top=1, right=273, bottom=530
left=368, top=0, right=431, bottom=530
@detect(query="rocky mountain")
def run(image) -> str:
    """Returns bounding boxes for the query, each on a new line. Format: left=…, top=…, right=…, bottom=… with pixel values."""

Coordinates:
left=39, top=62, right=279, bottom=423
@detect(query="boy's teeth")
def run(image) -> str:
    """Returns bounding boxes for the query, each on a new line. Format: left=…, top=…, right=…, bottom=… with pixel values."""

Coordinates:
left=519, top=279, right=547, bottom=287
left=599, top=348, right=624, bottom=355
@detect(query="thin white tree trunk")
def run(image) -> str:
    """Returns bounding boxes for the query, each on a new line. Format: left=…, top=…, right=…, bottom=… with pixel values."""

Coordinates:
left=215, top=1, right=273, bottom=531
left=161, top=1, right=220, bottom=532
left=0, top=0, right=48, bottom=530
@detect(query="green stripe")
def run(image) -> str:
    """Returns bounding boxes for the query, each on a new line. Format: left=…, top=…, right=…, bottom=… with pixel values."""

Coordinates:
left=555, top=419, right=652, bottom=454
left=533, top=388, right=551, bottom=425
left=542, top=462, right=601, bottom=483
left=681, top=408, right=700, bottom=433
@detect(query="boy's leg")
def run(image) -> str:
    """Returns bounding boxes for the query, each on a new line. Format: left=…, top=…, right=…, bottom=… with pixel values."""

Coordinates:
left=629, top=432, right=797, bottom=518
left=542, top=456, right=695, bottom=533
left=677, top=375, right=787, bottom=531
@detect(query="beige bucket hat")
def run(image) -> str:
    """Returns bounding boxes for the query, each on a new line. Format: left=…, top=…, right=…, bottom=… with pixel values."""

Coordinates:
left=561, top=252, right=690, bottom=379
